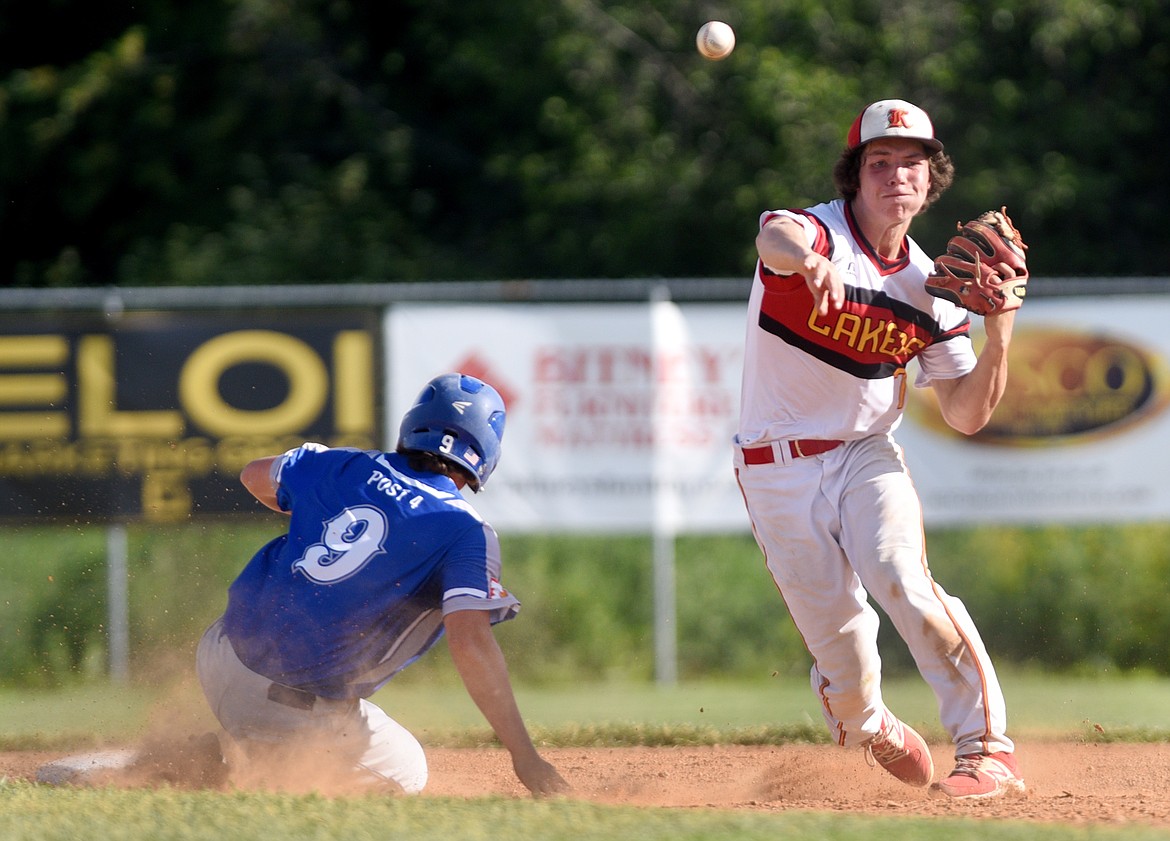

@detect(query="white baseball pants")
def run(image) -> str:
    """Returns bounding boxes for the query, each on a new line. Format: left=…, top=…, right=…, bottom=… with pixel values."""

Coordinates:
left=735, top=433, right=1014, bottom=757
left=196, top=617, right=428, bottom=793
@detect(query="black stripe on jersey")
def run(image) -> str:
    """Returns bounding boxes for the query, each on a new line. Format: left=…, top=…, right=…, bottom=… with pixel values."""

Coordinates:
left=759, top=309, right=903, bottom=379
left=853, top=285, right=964, bottom=337
left=758, top=285, right=971, bottom=380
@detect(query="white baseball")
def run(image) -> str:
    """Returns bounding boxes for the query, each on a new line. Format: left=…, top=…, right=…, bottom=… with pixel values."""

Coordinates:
left=696, top=21, right=735, bottom=61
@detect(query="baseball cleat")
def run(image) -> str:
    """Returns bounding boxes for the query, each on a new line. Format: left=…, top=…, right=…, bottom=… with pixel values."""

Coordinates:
left=934, top=751, right=1026, bottom=800
left=864, top=713, right=934, bottom=787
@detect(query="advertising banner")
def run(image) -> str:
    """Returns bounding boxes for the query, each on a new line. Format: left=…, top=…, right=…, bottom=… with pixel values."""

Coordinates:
left=897, top=295, right=1170, bottom=525
left=388, top=296, right=1170, bottom=532
left=387, top=301, right=748, bottom=532
left=0, top=311, right=381, bottom=521
left=4, top=294, right=1167, bottom=528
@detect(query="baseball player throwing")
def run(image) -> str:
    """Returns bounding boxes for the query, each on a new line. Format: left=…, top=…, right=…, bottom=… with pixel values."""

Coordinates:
left=196, top=372, right=568, bottom=796
left=733, top=99, right=1025, bottom=799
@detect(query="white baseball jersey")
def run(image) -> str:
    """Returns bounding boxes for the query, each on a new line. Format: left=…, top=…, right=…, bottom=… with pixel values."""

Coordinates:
left=737, top=199, right=976, bottom=446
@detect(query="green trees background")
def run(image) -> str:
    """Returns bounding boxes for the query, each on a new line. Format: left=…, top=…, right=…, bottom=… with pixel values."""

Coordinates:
left=2, top=0, right=1167, bottom=289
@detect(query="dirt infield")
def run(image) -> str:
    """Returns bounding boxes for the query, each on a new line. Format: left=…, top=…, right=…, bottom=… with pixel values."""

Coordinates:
left=5, top=741, right=1169, bottom=827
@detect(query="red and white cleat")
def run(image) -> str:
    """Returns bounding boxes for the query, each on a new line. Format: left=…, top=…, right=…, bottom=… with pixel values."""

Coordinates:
left=935, top=751, right=1026, bottom=800
left=864, top=713, right=934, bottom=788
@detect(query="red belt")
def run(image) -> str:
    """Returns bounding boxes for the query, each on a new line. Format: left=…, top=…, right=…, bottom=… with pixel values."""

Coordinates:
left=742, top=439, right=844, bottom=464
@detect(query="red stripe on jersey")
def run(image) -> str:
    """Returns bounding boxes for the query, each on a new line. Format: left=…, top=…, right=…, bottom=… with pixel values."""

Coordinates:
left=755, top=205, right=966, bottom=379
left=758, top=282, right=960, bottom=379
left=758, top=210, right=833, bottom=293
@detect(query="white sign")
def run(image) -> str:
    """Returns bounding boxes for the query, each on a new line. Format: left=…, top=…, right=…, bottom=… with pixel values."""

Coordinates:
left=386, top=302, right=747, bottom=532
left=387, top=296, right=1170, bottom=531
left=899, top=295, right=1170, bottom=525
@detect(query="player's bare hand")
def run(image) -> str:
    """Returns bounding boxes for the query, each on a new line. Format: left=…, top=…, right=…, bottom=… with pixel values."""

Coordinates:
left=513, top=754, right=571, bottom=798
left=802, top=252, right=844, bottom=315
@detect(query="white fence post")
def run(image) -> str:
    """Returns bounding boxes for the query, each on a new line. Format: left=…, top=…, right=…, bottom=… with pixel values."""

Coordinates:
left=106, top=524, right=130, bottom=683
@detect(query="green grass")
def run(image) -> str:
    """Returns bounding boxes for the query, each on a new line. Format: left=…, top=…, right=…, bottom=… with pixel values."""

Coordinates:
left=401, top=667, right=1170, bottom=734
left=3, top=783, right=1170, bottom=841
left=0, top=684, right=159, bottom=749
left=5, top=670, right=1170, bottom=752
left=396, top=670, right=1170, bottom=746
left=5, top=674, right=1170, bottom=840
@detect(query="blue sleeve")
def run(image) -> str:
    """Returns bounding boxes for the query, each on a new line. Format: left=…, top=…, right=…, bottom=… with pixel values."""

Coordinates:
left=274, top=444, right=354, bottom=511
left=440, top=520, right=520, bottom=625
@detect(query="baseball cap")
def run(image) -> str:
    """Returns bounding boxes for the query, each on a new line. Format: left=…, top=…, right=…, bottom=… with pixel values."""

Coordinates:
left=846, top=99, right=943, bottom=153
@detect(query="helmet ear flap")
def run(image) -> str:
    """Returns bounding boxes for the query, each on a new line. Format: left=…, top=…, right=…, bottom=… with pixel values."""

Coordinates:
left=487, top=409, right=505, bottom=439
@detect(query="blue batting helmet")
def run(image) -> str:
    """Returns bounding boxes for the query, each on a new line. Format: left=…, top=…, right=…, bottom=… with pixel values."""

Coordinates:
left=397, top=373, right=506, bottom=491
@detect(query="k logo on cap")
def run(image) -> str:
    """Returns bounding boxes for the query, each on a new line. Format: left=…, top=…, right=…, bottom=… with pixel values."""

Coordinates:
left=846, top=99, right=943, bottom=152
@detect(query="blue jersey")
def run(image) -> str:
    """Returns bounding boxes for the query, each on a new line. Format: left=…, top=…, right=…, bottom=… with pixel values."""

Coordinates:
left=223, top=445, right=520, bottom=699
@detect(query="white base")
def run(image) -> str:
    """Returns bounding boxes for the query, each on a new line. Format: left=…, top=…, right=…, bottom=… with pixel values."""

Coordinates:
left=36, top=749, right=138, bottom=785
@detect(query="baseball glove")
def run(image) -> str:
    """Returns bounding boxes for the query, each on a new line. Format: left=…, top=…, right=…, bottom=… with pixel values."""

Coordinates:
left=925, top=207, right=1029, bottom=315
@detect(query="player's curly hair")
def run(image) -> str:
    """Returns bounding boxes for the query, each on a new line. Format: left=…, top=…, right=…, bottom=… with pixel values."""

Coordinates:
left=397, top=446, right=479, bottom=488
left=832, top=145, right=954, bottom=210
